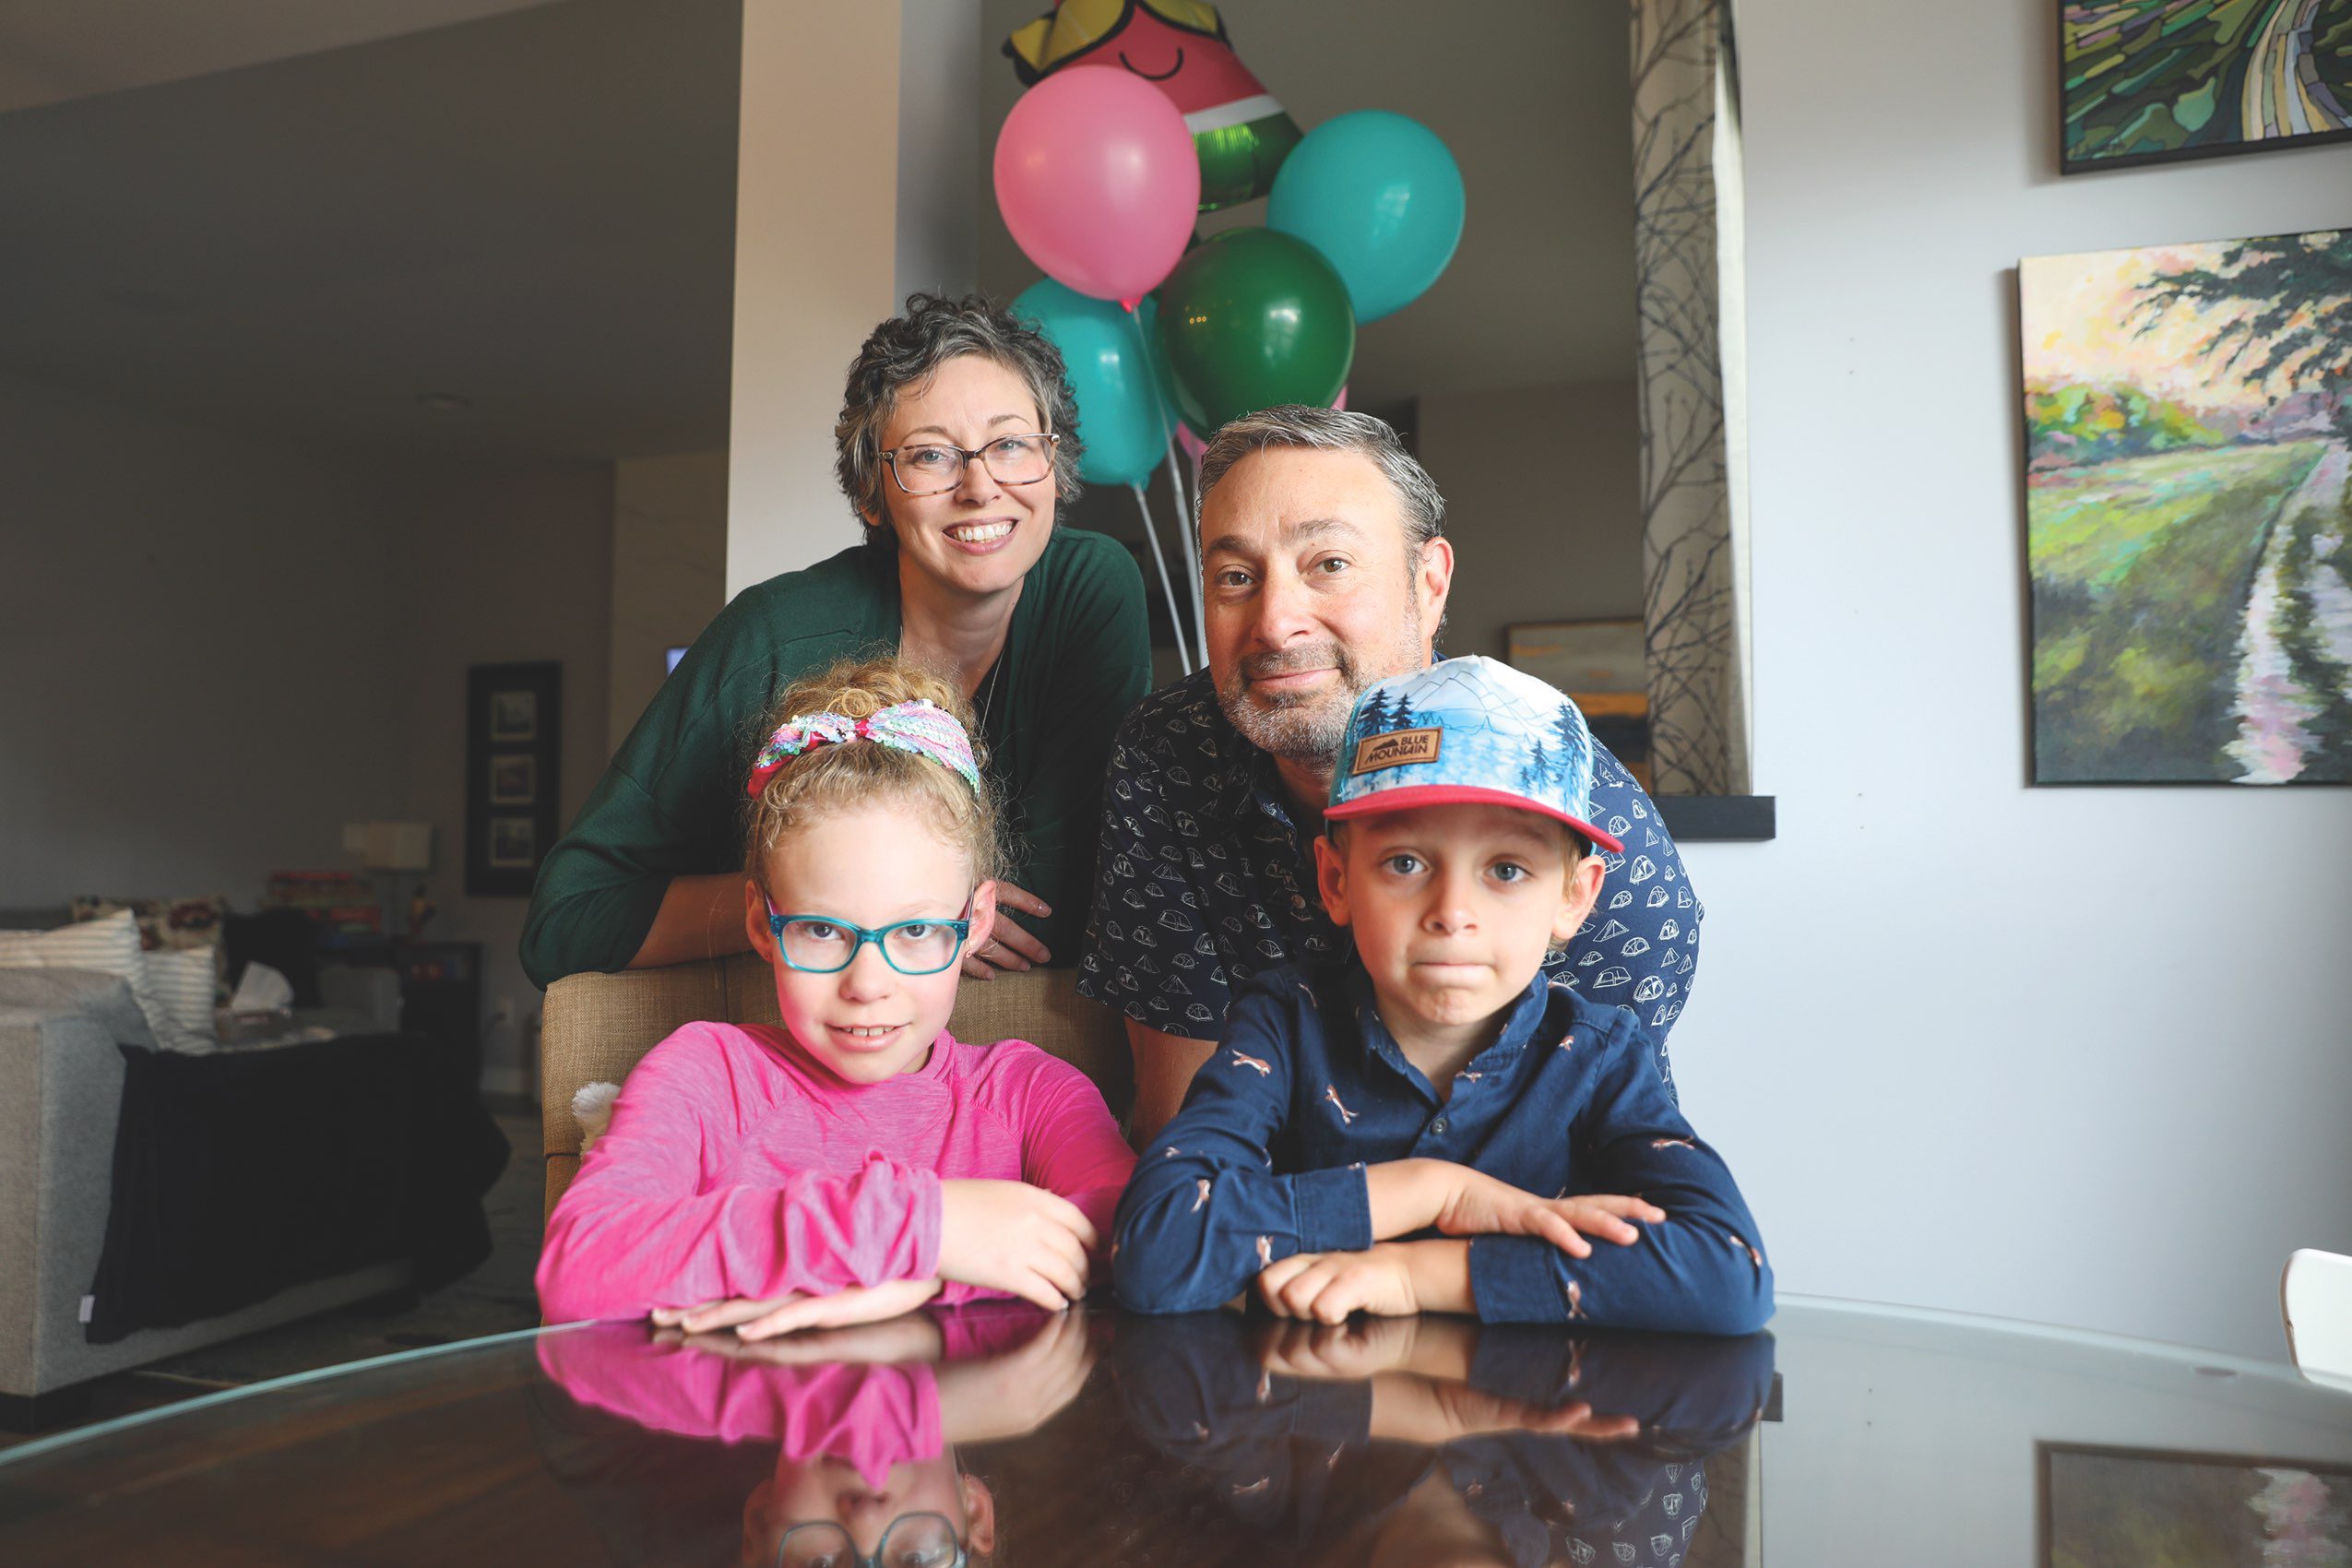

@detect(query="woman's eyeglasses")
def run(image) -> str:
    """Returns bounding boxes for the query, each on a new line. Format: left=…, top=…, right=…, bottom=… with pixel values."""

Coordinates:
left=764, top=897, right=974, bottom=976
left=881, top=433, right=1057, bottom=496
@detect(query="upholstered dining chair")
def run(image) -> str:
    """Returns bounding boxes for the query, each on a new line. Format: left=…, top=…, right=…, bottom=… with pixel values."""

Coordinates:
left=2282, top=1248, right=2352, bottom=1392
left=538, top=956, right=1134, bottom=1218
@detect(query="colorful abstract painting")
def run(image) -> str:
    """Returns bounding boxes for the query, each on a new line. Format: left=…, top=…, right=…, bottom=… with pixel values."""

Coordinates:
left=2022, top=227, right=2352, bottom=784
left=2061, top=1, right=2352, bottom=172
left=2043, top=1444, right=2352, bottom=1567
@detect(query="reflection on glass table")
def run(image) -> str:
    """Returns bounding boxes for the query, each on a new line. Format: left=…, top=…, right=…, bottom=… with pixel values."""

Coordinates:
left=0, top=1301, right=2346, bottom=1567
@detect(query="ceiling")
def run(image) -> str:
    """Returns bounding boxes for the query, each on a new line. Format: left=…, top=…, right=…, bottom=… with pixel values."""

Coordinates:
left=0, top=0, right=741, bottom=463
left=0, top=0, right=1634, bottom=465
left=0, top=0, right=565, bottom=114
left=976, top=0, right=1640, bottom=409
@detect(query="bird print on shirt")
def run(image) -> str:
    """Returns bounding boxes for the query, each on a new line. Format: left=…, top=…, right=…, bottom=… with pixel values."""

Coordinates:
left=1192, top=1177, right=1212, bottom=1212
left=1324, top=1086, right=1358, bottom=1124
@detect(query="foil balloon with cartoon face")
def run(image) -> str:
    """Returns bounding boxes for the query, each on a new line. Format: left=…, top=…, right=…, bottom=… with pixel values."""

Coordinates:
left=1005, top=0, right=1301, bottom=211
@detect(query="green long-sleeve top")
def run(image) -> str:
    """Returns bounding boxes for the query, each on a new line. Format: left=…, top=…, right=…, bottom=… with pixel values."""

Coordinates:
left=520, top=528, right=1149, bottom=989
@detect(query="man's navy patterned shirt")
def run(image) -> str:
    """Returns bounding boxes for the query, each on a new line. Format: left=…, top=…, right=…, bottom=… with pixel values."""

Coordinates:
left=1076, top=669, right=1704, bottom=1087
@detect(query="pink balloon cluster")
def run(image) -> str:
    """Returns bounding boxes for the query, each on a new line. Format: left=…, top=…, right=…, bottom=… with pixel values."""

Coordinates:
left=992, top=66, right=1199, bottom=309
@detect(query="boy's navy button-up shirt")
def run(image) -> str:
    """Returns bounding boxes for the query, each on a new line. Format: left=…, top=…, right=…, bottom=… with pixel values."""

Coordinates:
left=1075, top=671, right=1703, bottom=1085
left=1112, top=959, right=1774, bottom=1332
left=1112, top=1313, right=1776, bottom=1568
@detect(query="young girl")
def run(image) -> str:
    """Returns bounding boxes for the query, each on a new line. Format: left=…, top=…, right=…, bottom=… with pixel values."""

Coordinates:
left=537, top=658, right=1137, bottom=1336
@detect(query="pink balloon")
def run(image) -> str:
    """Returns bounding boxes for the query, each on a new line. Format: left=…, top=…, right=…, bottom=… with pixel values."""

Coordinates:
left=994, top=66, right=1200, bottom=307
left=1332, top=385, right=1348, bottom=412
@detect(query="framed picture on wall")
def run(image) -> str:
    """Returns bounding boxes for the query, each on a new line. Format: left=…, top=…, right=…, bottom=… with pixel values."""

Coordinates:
left=1506, top=618, right=1654, bottom=791
left=2040, top=1443, right=2352, bottom=1565
left=2020, top=226, right=2352, bottom=784
left=467, top=661, right=560, bottom=897
left=2060, top=2, right=2352, bottom=173
left=488, top=754, right=536, bottom=806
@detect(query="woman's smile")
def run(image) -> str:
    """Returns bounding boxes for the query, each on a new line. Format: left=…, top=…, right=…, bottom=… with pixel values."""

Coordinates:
left=944, top=517, right=1019, bottom=551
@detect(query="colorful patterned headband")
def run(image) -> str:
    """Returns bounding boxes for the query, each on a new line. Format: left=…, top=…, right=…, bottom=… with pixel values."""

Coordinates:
left=744, top=699, right=981, bottom=799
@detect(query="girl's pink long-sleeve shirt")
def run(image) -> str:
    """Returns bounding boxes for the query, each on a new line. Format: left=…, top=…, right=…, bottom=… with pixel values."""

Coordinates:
left=537, top=1021, right=1136, bottom=1324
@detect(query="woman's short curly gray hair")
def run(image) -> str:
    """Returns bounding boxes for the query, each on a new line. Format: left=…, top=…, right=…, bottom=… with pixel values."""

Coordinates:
left=834, top=293, right=1085, bottom=544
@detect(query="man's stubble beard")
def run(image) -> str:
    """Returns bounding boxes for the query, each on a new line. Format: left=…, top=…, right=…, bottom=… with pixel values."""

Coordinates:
left=1216, top=588, right=1428, bottom=769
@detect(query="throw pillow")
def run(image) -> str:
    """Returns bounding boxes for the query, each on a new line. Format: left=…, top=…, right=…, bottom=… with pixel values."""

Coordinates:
left=0, top=909, right=210, bottom=1053
left=145, top=945, right=221, bottom=1044
left=70, top=896, right=229, bottom=974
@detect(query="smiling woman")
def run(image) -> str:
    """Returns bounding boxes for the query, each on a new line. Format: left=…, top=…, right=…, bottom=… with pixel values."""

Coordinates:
left=519, top=294, right=1151, bottom=989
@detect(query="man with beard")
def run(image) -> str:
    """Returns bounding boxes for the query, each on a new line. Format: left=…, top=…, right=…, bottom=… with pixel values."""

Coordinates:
left=1078, top=407, right=1700, bottom=1142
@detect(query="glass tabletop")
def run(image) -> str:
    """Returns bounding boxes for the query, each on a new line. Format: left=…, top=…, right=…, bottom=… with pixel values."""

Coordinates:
left=1, top=1298, right=2346, bottom=1566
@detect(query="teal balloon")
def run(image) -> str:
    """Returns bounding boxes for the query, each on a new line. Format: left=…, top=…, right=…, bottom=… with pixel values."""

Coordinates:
left=1268, top=110, right=1464, bottom=324
left=1010, top=279, right=1176, bottom=487
left=1155, top=228, right=1355, bottom=438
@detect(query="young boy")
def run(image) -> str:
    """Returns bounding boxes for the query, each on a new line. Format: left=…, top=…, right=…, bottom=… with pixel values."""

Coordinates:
left=1112, top=657, right=1772, bottom=1331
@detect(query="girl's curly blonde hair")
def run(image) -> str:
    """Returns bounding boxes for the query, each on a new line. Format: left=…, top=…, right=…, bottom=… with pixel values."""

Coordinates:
left=741, top=656, right=1004, bottom=894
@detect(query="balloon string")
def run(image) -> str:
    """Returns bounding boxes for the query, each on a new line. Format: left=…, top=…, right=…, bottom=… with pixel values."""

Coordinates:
left=1166, top=434, right=1207, bottom=661
left=1132, top=482, right=1194, bottom=674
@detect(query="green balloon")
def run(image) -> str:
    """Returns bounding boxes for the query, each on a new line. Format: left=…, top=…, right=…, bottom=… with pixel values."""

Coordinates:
left=1155, top=228, right=1355, bottom=438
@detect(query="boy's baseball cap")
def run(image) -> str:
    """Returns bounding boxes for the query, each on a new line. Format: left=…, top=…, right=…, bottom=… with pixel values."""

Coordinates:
left=1324, top=656, right=1625, bottom=854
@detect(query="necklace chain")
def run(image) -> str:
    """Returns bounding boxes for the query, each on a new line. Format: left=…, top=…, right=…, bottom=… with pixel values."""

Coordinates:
left=977, top=651, right=1005, bottom=736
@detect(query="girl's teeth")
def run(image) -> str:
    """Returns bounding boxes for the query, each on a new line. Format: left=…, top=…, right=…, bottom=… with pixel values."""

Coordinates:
left=950, top=522, right=1013, bottom=543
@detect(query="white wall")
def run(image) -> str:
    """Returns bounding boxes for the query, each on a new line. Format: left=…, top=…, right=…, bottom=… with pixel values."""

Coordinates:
left=607, top=450, right=729, bottom=754
left=1417, top=380, right=1644, bottom=659
left=729, top=1, right=934, bottom=595
left=396, top=462, right=613, bottom=1094
left=0, top=364, right=612, bottom=1096
left=1666, top=0, right=2352, bottom=1360
left=897, top=0, right=980, bottom=303
left=0, top=368, right=414, bottom=896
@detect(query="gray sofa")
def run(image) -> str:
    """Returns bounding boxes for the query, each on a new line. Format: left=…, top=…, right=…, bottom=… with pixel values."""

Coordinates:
left=0, top=967, right=409, bottom=1423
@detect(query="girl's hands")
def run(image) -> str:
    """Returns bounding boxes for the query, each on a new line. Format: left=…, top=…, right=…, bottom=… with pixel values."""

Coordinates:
left=1429, top=1167, right=1663, bottom=1258
left=938, top=1179, right=1097, bottom=1309
left=656, top=1306, right=945, bottom=1366
left=934, top=1311, right=1099, bottom=1443
left=652, top=1276, right=944, bottom=1341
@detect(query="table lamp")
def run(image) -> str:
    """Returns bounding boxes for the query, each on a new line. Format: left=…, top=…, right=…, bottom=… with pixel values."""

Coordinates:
left=347, top=821, right=434, bottom=939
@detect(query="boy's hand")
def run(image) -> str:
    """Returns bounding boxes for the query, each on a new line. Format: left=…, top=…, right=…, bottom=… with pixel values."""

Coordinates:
left=1372, top=1383, right=1642, bottom=1446
left=938, top=1179, right=1097, bottom=1310
left=653, top=1276, right=944, bottom=1341
left=1431, top=1166, right=1662, bottom=1258
left=1252, top=1314, right=1422, bottom=1380
left=1256, top=1243, right=1425, bottom=1322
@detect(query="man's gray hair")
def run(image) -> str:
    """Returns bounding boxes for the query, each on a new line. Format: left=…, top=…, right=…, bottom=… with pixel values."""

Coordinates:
left=834, top=292, right=1084, bottom=543
left=1193, top=405, right=1446, bottom=552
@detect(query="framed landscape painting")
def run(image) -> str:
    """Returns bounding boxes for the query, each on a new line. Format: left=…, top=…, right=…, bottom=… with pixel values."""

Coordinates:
left=2041, top=1443, right=2352, bottom=1567
left=2061, top=1, right=2352, bottom=172
left=2021, top=226, right=2352, bottom=784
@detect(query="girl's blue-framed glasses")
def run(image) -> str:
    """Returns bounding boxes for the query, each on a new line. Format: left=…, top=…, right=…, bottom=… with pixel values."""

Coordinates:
left=763, top=896, right=973, bottom=976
